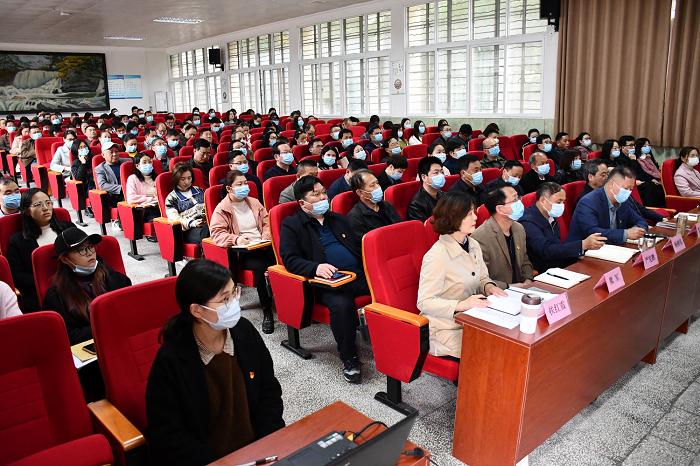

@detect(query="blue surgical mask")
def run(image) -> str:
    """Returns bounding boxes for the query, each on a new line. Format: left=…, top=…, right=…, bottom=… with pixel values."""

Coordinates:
left=155, top=146, right=167, bottom=156
left=374, top=133, right=382, bottom=142
left=342, top=138, right=353, bottom=147
left=38, top=116, right=43, bottom=121
left=210, top=113, right=216, bottom=118
left=443, top=131, right=452, bottom=139
left=507, top=176, right=520, bottom=187
left=530, top=137, right=537, bottom=144
left=419, top=126, right=426, bottom=134
left=168, top=140, right=179, bottom=148
left=193, top=120, right=200, bottom=126
left=610, top=150, right=620, bottom=158
left=613, top=181, right=632, bottom=203
left=212, top=126, right=220, bottom=132
left=572, top=160, right=582, bottom=170
left=303, top=198, right=329, bottom=216
left=582, top=139, right=592, bottom=147
left=126, top=145, right=137, bottom=153
left=454, top=148, right=467, bottom=159
left=389, top=171, right=403, bottom=181
left=507, top=200, right=524, bottom=221
left=298, top=120, right=304, bottom=127
left=397, top=131, right=403, bottom=138
left=323, top=155, right=336, bottom=166
left=31, top=133, right=41, bottom=140
left=543, top=143, right=552, bottom=152
left=147, top=116, right=153, bottom=122
left=362, top=187, right=383, bottom=204
left=269, top=139, right=277, bottom=145
left=332, top=131, right=339, bottom=140
left=429, top=174, right=446, bottom=189
left=404, top=123, right=411, bottom=129
left=469, top=171, right=483, bottom=186
left=6, top=126, right=14, bottom=132
left=235, top=164, right=249, bottom=174
left=254, top=121, right=260, bottom=126
left=489, top=146, right=500, bottom=156
left=3, top=193, right=20, bottom=209
left=65, top=140, right=73, bottom=149
left=642, top=146, right=651, bottom=154
left=52, top=119, right=60, bottom=125
left=537, top=164, right=550, bottom=176
left=434, top=152, right=446, bottom=163
left=78, top=148, right=89, bottom=157
left=544, top=198, right=565, bottom=218
left=391, top=147, right=401, bottom=155
left=627, top=148, right=635, bottom=155
left=101, top=137, right=111, bottom=145
left=354, top=150, right=366, bottom=161
left=130, top=129, right=138, bottom=135
left=238, top=147, right=247, bottom=155
left=193, top=111, right=199, bottom=115
left=138, top=163, right=153, bottom=175
left=70, top=259, right=98, bottom=276
left=233, top=185, right=250, bottom=199
left=281, top=152, right=294, bottom=165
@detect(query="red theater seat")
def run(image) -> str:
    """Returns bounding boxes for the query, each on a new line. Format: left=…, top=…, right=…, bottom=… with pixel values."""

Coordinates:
left=263, top=174, right=296, bottom=211
left=318, top=168, right=346, bottom=190
left=0, top=207, right=71, bottom=257
left=32, top=137, right=63, bottom=203
left=482, top=167, right=502, bottom=185
left=402, top=144, right=427, bottom=159
left=384, top=181, right=421, bottom=220
left=660, top=159, right=700, bottom=211
left=330, top=190, right=356, bottom=216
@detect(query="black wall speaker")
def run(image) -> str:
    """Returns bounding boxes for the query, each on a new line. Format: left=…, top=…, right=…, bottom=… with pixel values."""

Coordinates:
left=208, top=49, right=221, bottom=65
left=540, top=0, right=560, bottom=31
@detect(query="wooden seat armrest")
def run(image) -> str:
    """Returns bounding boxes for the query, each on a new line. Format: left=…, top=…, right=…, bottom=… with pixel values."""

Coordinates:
left=66, top=179, right=83, bottom=185
left=88, top=399, right=145, bottom=451
left=268, top=264, right=308, bottom=282
left=117, top=201, right=140, bottom=208
left=89, top=189, right=107, bottom=195
left=154, top=217, right=180, bottom=226
left=667, top=195, right=700, bottom=202
left=364, top=303, right=429, bottom=327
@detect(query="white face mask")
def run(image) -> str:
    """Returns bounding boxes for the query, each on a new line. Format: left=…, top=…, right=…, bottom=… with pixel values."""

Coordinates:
left=200, top=298, right=241, bottom=330
left=688, top=157, right=699, bottom=167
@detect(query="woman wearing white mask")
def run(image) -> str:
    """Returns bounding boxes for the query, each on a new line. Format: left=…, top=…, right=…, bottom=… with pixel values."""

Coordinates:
left=165, top=163, right=208, bottom=252
left=395, top=122, right=410, bottom=149
left=554, top=149, right=585, bottom=185
left=210, top=170, right=276, bottom=334
left=572, top=132, right=593, bottom=160
left=673, top=146, right=700, bottom=198
left=125, top=153, right=160, bottom=224
left=409, top=120, right=426, bottom=145
left=146, top=259, right=284, bottom=466
left=632, top=137, right=665, bottom=207
left=601, top=139, right=622, bottom=168
left=340, top=142, right=368, bottom=168
left=42, top=228, right=131, bottom=345
left=50, top=130, right=77, bottom=179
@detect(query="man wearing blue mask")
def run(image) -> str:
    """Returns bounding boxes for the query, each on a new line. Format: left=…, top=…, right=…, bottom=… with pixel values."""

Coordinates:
left=566, top=165, right=648, bottom=245
left=480, top=137, right=507, bottom=169
left=328, top=159, right=367, bottom=200
left=376, top=154, right=407, bottom=192
left=448, top=154, right=486, bottom=206
left=406, top=156, right=446, bottom=223
left=279, top=175, right=370, bottom=384
left=346, top=169, right=402, bottom=238
left=444, top=139, right=467, bottom=175
left=486, top=160, right=525, bottom=197
left=166, top=129, right=183, bottom=156
left=363, top=123, right=383, bottom=155
left=471, top=185, right=534, bottom=289
left=0, top=178, right=20, bottom=216
left=520, top=151, right=556, bottom=195
left=520, top=182, right=606, bottom=273
left=436, top=123, right=453, bottom=146
left=262, top=141, right=297, bottom=182
left=451, top=123, right=473, bottom=146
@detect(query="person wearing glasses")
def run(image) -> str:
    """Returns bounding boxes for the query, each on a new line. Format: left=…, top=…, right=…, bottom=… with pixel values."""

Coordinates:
left=6, top=188, right=76, bottom=313
left=146, top=259, right=284, bottom=466
left=470, top=185, right=534, bottom=289
left=42, top=228, right=131, bottom=345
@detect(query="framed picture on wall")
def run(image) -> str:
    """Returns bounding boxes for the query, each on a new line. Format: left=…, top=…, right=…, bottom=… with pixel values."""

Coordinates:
left=0, top=51, right=109, bottom=112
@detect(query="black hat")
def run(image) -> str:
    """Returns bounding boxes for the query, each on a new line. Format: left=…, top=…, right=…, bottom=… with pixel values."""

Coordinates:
left=53, top=227, right=102, bottom=257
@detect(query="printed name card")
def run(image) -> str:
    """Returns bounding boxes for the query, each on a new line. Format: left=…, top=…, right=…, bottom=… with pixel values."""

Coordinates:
left=688, top=224, right=697, bottom=236
left=594, top=266, right=625, bottom=293
left=661, top=235, right=686, bottom=253
left=542, top=293, right=571, bottom=324
left=633, top=248, right=660, bottom=270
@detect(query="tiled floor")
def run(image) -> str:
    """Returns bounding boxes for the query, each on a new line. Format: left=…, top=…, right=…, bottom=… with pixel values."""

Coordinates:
left=70, top=207, right=700, bottom=466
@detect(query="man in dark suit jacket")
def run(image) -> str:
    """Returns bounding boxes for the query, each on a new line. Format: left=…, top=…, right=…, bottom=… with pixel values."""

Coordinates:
left=520, top=181, right=606, bottom=273
left=566, top=165, right=648, bottom=245
left=346, top=169, right=402, bottom=237
left=448, top=154, right=485, bottom=205
left=520, top=151, right=556, bottom=194
left=406, top=156, right=445, bottom=223
left=279, top=176, right=369, bottom=384
left=376, top=154, right=407, bottom=192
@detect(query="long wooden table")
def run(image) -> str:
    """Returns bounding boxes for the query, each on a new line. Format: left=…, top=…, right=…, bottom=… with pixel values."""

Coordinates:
left=209, top=401, right=429, bottom=466
left=452, top=217, right=700, bottom=466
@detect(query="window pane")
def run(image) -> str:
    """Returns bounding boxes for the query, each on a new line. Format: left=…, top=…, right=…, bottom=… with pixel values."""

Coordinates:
left=207, top=76, right=222, bottom=111
left=408, top=52, right=435, bottom=114
left=241, top=38, right=256, bottom=68
left=278, top=67, right=289, bottom=114
left=344, top=17, right=364, bottom=55
left=173, top=81, right=183, bottom=112
left=438, top=49, right=468, bottom=114
left=368, top=10, right=391, bottom=51
left=170, top=55, right=180, bottom=79
left=320, top=21, right=341, bottom=58
left=194, top=49, right=205, bottom=76
left=300, top=26, right=318, bottom=60
left=258, top=35, right=270, bottom=66
left=241, top=72, right=257, bottom=110
left=183, top=79, right=195, bottom=110
left=229, top=74, right=242, bottom=111
left=407, top=4, right=435, bottom=46
left=195, top=78, right=207, bottom=107
left=345, top=59, right=364, bottom=114
left=301, top=62, right=340, bottom=115
left=509, top=0, right=548, bottom=35
left=228, top=41, right=239, bottom=70
left=367, top=56, right=390, bottom=115
left=473, top=0, right=506, bottom=39
left=273, top=31, right=290, bottom=63
left=472, top=44, right=504, bottom=113
left=437, top=0, right=469, bottom=43
left=506, top=41, right=542, bottom=114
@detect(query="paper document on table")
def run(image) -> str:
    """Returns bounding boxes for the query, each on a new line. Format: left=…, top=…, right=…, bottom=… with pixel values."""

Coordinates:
left=533, top=268, right=590, bottom=289
left=482, top=294, right=521, bottom=315
left=464, top=308, right=520, bottom=330
left=674, top=213, right=699, bottom=222
left=508, top=286, right=558, bottom=302
left=73, top=354, right=97, bottom=369
left=585, top=244, right=638, bottom=263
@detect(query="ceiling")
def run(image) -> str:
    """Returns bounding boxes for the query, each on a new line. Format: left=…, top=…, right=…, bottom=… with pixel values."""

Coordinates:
left=0, top=0, right=374, bottom=49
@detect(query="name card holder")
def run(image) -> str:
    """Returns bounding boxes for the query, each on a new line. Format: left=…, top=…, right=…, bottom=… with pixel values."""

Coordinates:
left=594, top=266, right=625, bottom=293
left=688, top=224, right=697, bottom=236
left=542, top=293, right=572, bottom=324
left=633, top=248, right=660, bottom=270
left=661, top=234, right=686, bottom=253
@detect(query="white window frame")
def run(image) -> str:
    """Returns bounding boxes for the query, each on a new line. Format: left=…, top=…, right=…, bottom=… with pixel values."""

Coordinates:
left=169, top=46, right=223, bottom=113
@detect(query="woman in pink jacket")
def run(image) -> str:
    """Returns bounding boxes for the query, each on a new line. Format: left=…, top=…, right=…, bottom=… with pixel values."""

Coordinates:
left=209, top=170, right=277, bottom=334
left=125, top=153, right=161, bottom=224
left=673, top=146, right=700, bottom=198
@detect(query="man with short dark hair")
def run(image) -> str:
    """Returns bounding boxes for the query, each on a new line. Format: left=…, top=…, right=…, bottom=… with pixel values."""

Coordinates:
left=338, top=128, right=354, bottom=151
left=566, top=165, right=648, bottom=245
left=520, top=151, right=555, bottom=195
left=520, top=182, right=606, bottom=273
left=223, top=150, right=262, bottom=195
left=328, top=159, right=367, bottom=200
left=0, top=178, right=20, bottom=215
left=180, top=124, right=197, bottom=146
left=575, top=159, right=609, bottom=207
left=346, top=169, right=402, bottom=237
left=94, top=142, right=131, bottom=207
left=263, top=141, right=297, bottom=182
left=376, top=154, right=407, bottom=192
left=279, top=176, right=369, bottom=383
left=444, top=138, right=467, bottom=175
left=166, top=129, right=183, bottom=156
left=329, top=124, right=341, bottom=140
left=451, top=124, right=473, bottom=145
left=279, top=159, right=318, bottom=204
left=363, top=123, right=383, bottom=154
left=485, top=159, right=525, bottom=196
left=436, top=123, right=452, bottom=146
left=550, top=132, right=569, bottom=169
left=188, top=139, right=212, bottom=188
left=448, top=154, right=485, bottom=205
left=406, top=156, right=446, bottom=222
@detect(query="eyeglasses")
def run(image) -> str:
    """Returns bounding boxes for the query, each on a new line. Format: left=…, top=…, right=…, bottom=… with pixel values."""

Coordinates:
left=309, top=189, right=328, bottom=197
left=74, top=244, right=95, bottom=256
left=30, top=200, right=53, bottom=209
left=501, top=196, right=521, bottom=206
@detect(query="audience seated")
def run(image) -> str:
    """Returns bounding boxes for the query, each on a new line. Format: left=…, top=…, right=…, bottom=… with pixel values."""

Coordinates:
left=0, top=119, right=13, bottom=152
left=631, top=137, right=665, bottom=206
left=550, top=132, right=570, bottom=169
left=485, top=159, right=525, bottom=196
left=617, top=135, right=636, bottom=167
left=188, top=139, right=213, bottom=189
left=480, top=137, right=506, bottom=169
left=165, top=163, right=209, bottom=252
left=146, top=259, right=284, bottom=466
left=0, top=280, right=20, bottom=319
left=600, top=138, right=622, bottom=168
left=7, top=188, right=76, bottom=312
left=210, top=170, right=276, bottom=334
left=444, top=138, right=466, bottom=175
left=263, top=141, right=297, bottom=182
left=126, top=152, right=160, bottom=225
left=406, top=156, right=446, bottom=223
left=318, top=145, right=340, bottom=170
left=471, top=185, right=534, bottom=289
left=417, top=192, right=506, bottom=360
left=554, top=148, right=585, bottom=185
left=566, top=165, right=648, bottom=245
left=151, top=137, right=171, bottom=172
left=328, top=159, right=367, bottom=200
left=123, top=133, right=140, bottom=158
left=523, top=128, right=539, bottom=154
left=167, top=128, right=184, bottom=156
left=450, top=123, right=473, bottom=147
left=70, top=139, right=95, bottom=217
left=427, top=141, right=451, bottom=176
left=572, top=132, right=592, bottom=160
left=10, top=124, right=28, bottom=154
left=409, top=120, right=426, bottom=145
left=94, top=141, right=130, bottom=207
left=225, top=150, right=263, bottom=195
left=673, top=146, right=700, bottom=197
left=346, top=169, right=402, bottom=237
left=520, top=150, right=556, bottom=194
left=380, top=136, right=402, bottom=162
left=448, top=154, right=485, bottom=205
left=50, top=130, right=77, bottom=179
left=536, top=133, right=553, bottom=163
left=279, top=176, right=369, bottom=383
left=435, top=122, right=452, bottom=146
left=0, top=177, right=20, bottom=216
left=307, top=137, right=324, bottom=158
left=376, top=154, right=407, bottom=192
left=520, top=182, right=605, bottom=273
left=279, top=159, right=319, bottom=205
left=20, top=125, right=41, bottom=168
left=363, top=123, right=383, bottom=154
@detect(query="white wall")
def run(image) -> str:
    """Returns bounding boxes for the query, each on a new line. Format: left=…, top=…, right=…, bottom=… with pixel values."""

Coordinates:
left=0, top=43, right=169, bottom=115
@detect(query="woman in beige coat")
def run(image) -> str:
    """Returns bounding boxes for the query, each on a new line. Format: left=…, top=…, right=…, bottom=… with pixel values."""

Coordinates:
left=417, top=192, right=506, bottom=360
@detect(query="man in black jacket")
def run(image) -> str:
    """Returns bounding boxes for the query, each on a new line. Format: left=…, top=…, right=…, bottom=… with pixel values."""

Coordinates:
left=520, top=151, right=556, bottom=195
left=448, top=154, right=486, bottom=205
left=279, top=176, right=370, bottom=383
left=346, top=169, right=402, bottom=237
left=376, top=154, right=407, bottom=192
left=406, top=156, right=445, bottom=222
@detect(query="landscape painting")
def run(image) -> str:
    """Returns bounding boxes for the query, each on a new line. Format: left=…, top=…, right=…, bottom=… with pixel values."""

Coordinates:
left=0, top=51, right=109, bottom=112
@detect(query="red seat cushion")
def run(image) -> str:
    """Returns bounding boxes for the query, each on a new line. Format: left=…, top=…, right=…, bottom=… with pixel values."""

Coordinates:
left=6, top=435, right=112, bottom=466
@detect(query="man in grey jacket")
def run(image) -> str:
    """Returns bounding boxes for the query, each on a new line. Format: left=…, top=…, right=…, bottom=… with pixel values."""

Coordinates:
left=278, top=159, right=318, bottom=204
left=93, top=141, right=131, bottom=207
